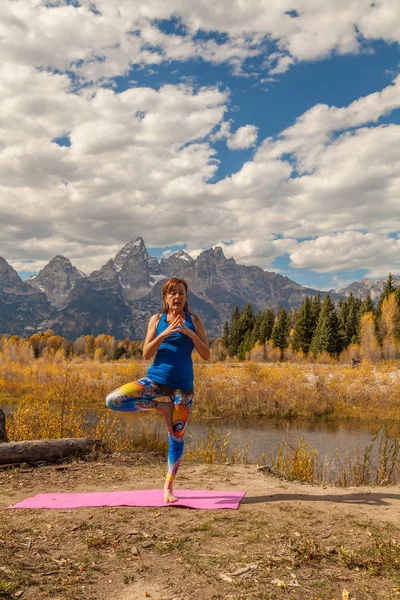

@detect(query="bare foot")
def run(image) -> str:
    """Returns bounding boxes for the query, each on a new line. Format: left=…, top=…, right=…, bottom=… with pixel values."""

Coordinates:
left=164, top=487, right=178, bottom=504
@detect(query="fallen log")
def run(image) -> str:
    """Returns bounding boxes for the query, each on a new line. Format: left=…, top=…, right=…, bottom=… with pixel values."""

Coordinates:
left=0, top=438, right=104, bottom=465
left=0, top=409, right=8, bottom=442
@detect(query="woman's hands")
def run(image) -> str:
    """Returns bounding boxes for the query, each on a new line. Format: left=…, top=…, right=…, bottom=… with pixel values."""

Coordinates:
left=142, top=313, right=210, bottom=361
left=159, top=315, right=185, bottom=339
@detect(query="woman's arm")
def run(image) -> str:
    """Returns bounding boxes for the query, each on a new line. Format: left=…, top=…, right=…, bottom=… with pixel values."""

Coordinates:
left=142, top=314, right=182, bottom=360
left=181, top=315, right=210, bottom=360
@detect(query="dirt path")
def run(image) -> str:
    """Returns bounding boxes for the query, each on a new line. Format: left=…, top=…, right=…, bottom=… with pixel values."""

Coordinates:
left=1, top=455, right=400, bottom=600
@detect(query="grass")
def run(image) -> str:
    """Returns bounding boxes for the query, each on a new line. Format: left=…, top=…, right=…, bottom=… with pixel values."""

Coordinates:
left=270, top=427, right=400, bottom=486
left=1, top=355, right=400, bottom=486
left=0, top=579, right=19, bottom=597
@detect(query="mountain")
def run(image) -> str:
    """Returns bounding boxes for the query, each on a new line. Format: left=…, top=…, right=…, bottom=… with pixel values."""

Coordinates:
left=2, top=239, right=342, bottom=339
left=336, top=276, right=400, bottom=301
left=94, top=238, right=163, bottom=301
left=0, top=258, right=51, bottom=335
left=28, top=255, right=85, bottom=307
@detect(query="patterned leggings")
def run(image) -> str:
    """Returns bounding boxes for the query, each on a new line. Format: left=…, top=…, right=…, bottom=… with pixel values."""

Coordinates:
left=106, top=377, right=193, bottom=486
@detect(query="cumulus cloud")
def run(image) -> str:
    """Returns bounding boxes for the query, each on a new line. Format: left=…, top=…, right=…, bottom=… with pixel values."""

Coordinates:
left=227, top=125, right=258, bottom=150
left=187, top=237, right=296, bottom=268
left=289, top=232, right=400, bottom=278
left=2, top=0, right=400, bottom=84
left=2, top=0, right=400, bottom=280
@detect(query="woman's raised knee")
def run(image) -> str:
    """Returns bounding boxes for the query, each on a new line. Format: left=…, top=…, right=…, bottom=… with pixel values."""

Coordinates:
left=105, top=389, right=123, bottom=410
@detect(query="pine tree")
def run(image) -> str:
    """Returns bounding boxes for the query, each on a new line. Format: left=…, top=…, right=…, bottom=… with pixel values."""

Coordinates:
left=250, top=313, right=262, bottom=349
left=310, top=294, right=342, bottom=356
left=360, top=295, right=375, bottom=316
left=228, top=306, right=241, bottom=356
left=311, top=292, right=322, bottom=329
left=338, top=293, right=361, bottom=348
left=222, top=321, right=230, bottom=348
left=240, top=303, right=255, bottom=334
left=292, top=296, right=315, bottom=355
left=259, top=309, right=275, bottom=344
left=271, top=306, right=289, bottom=359
left=377, top=273, right=397, bottom=316
left=383, top=273, right=397, bottom=296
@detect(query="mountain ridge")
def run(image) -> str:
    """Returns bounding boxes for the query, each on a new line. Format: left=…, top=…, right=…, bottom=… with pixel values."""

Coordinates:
left=0, top=239, right=395, bottom=338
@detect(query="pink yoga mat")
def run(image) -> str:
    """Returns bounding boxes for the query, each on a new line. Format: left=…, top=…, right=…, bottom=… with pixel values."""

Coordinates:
left=7, top=489, right=245, bottom=510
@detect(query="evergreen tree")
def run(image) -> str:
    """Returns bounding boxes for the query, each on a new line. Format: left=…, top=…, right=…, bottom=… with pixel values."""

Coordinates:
left=310, top=294, right=342, bottom=356
left=311, top=292, right=322, bottom=329
left=377, top=273, right=397, bottom=316
left=287, top=308, right=298, bottom=331
left=360, top=295, right=375, bottom=316
left=222, top=321, right=230, bottom=348
left=238, top=329, right=253, bottom=360
left=292, top=296, right=315, bottom=355
left=240, top=303, right=255, bottom=334
left=228, top=304, right=255, bottom=357
left=383, top=273, right=397, bottom=296
left=271, top=306, right=289, bottom=359
left=228, top=306, right=241, bottom=356
left=338, top=293, right=361, bottom=348
left=250, top=313, right=262, bottom=348
left=259, top=309, right=275, bottom=344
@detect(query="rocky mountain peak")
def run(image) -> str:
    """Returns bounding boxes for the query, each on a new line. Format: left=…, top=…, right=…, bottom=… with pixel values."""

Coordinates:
left=113, top=237, right=148, bottom=273
left=170, top=249, right=194, bottom=262
left=0, top=257, right=26, bottom=292
left=160, top=249, right=194, bottom=277
left=27, top=254, right=86, bottom=307
left=337, top=275, right=400, bottom=301
left=92, top=237, right=161, bottom=301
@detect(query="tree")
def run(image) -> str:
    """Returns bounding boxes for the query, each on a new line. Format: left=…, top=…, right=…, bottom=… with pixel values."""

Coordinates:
left=292, top=296, right=315, bottom=355
left=235, top=304, right=255, bottom=359
left=376, top=273, right=397, bottom=316
left=360, top=295, right=375, bottom=316
left=113, top=346, right=127, bottom=360
left=379, top=293, right=400, bottom=347
left=259, top=309, right=275, bottom=344
left=250, top=313, right=262, bottom=349
left=85, top=335, right=96, bottom=358
left=338, top=293, right=361, bottom=348
left=222, top=321, right=230, bottom=349
left=228, top=306, right=241, bottom=356
left=271, top=306, right=289, bottom=359
left=310, top=294, right=342, bottom=356
left=311, top=292, right=322, bottom=329
left=359, top=312, right=380, bottom=361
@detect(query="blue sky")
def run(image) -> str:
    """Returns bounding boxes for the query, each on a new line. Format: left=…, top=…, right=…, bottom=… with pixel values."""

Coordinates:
left=2, top=0, right=400, bottom=290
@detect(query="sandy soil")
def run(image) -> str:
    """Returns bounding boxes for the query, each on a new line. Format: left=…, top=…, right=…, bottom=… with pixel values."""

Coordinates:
left=1, top=454, right=400, bottom=600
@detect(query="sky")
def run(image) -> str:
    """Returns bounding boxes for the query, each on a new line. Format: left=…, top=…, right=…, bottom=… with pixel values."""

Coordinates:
left=1, top=0, right=400, bottom=291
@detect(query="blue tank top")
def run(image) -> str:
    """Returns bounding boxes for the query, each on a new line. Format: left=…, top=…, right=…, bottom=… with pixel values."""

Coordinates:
left=147, top=312, right=196, bottom=390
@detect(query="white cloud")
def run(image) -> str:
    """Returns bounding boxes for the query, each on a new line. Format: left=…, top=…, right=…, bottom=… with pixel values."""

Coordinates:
left=289, top=232, right=400, bottom=278
left=2, top=0, right=400, bottom=85
left=227, top=125, right=258, bottom=150
left=187, top=238, right=296, bottom=268
left=2, top=1, right=400, bottom=280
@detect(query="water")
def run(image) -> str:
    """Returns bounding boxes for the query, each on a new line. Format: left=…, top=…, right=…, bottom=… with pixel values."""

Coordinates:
left=118, top=412, right=396, bottom=463
left=3, top=399, right=397, bottom=464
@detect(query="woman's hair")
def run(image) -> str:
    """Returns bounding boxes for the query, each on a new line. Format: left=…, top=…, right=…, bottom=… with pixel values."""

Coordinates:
left=162, top=277, right=189, bottom=313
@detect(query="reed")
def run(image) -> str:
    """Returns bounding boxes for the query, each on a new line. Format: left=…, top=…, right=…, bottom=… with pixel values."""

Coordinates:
left=270, top=427, right=400, bottom=486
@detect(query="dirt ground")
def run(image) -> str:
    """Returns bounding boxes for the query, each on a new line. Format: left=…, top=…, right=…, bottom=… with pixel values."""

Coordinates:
left=1, top=454, right=400, bottom=600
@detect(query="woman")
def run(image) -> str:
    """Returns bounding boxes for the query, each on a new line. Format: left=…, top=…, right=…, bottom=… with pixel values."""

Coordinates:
left=106, top=277, right=210, bottom=503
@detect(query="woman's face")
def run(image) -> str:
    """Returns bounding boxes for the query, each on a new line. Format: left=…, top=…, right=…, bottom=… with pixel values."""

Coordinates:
left=165, top=283, right=187, bottom=310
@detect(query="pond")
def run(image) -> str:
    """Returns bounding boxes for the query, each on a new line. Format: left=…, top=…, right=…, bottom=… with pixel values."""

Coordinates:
left=117, top=412, right=398, bottom=463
